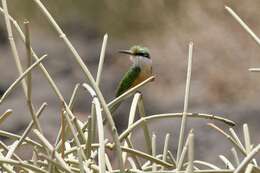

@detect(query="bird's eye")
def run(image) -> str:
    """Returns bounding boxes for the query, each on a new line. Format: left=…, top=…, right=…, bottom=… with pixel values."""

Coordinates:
left=143, top=53, right=149, bottom=58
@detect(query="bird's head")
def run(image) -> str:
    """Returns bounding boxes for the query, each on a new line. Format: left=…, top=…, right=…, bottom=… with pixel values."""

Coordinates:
left=119, top=45, right=151, bottom=60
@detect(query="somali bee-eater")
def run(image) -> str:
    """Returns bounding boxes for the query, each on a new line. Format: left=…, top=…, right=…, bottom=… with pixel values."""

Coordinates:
left=115, top=45, right=153, bottom=97
left=108, top=45, right=153, bottom=115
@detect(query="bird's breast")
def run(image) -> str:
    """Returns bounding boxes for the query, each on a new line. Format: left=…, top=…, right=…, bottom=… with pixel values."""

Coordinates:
left=132, top=66, right=152, bottom=86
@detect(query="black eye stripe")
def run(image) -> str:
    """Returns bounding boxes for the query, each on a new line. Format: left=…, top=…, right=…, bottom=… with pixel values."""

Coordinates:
left=135, top=52, right=150, bottom=58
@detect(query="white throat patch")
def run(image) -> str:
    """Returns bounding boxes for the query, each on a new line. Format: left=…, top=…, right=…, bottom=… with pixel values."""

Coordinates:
left=132, top=56, right=152, bottom=68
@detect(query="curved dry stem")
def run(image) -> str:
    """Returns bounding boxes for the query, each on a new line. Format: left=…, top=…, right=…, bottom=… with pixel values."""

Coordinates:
left=0, top=109, right=12, bottom=125
left=219, top=155, right=234, bottom=170
left=193, top=160, right=221, bottom=170
left=208, top=123, right=246, bottom=156
left=0, top=55, right=47, bottom=103
left=119, top=113, right=235, bottom=142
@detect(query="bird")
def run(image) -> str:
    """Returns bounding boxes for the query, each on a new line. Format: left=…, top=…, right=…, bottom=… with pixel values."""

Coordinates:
left=110, top=45, right=153, bottom=113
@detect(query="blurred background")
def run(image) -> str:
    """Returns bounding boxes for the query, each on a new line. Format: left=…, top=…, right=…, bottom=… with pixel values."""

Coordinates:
left=0, top=0, right=260, bottom=167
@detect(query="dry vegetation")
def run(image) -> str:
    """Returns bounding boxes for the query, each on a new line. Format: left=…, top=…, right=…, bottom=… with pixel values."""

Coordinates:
left=0, top=0, right=259, bottom=173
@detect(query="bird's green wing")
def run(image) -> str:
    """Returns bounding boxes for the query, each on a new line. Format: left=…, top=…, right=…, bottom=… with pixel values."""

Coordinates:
left=116, top=66, right=141, bottom=97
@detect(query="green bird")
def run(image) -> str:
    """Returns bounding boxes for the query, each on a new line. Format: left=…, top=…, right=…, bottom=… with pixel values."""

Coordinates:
left=110, top=45, right=153, bottom=113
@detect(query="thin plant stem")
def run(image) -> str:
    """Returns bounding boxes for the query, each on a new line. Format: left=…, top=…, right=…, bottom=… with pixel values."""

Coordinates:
left=193, top=160, right=221, bottom=170
left=1, top=0, right=27, bottom=97
left=23, top=20, right=44, bottom=134
left=121, top=146, right=173, bottom=169
left=0, top=141, right=21, bottom=161
left=167, top=151, right=177, bottom=166
left=229, top=128, right=245, bottom=152
left=137, top=95, right=152, bottom=155
left=64, top=143, right=174, bottom=168
left=177, top=42, right=193, bottom=163
left=0, top=150, right=15, bottom=172
left=93, top=98, right=106, bottom=173
left=105, top=154, right=113, bottom=172
left=245, top=164, right=254, bottom=173
left=96, top=33, right=108, bottom=86
left=0, top=158, right=15, bottom=173
left=119, top=113, right=234, bottom=142
left=24, top=20, right=32, bottom=101
left=55, top=83, right=80, bottom=146
left=128, top=157, right=137, bottom=170
left=248, top=68, right=260, bottom=72
left=3, top=102, right=47, bottom=159
left=234, top=144, right=260, bottom=173
left=243, top=124, right=257, bottom=166
left=81, top=83, right=124, bottom=171
left=231, top=148, right=240, bottom=167
left=38, top=153, right=73, bottom=173
left=33, top=129, right=73, bottom=172
left=0, top=130, right=42, bottom=148
left=125, top=137, right=142, bottom=169
left=187, top=131, right=194, bottom=173
left=152, top=133, right=157, bottom=172
left=68, top=83, right=80, bottom=110
left=5, top=141, right=19, bottom=161
left=0, top=55, right=47, bottom=103
left=108, top=76, right=155, bottom=114
left=219, top=155, right=234, bottom=170
left=73, top=118, right=88, bottom=148
left=91, top=103, right=97, bottom=143
left=208, top=123, right=247, bottom=156
left=123, top=93, right=140, bottom=165
left=243, top=124, right=251, bottom=154
left=177, top=130, right=193, bottom=171
left=77, top=148, right=84, bottom=173
left=27, top=100, right=43, bottom=134
left=225, top=6, right=260, bottom=46
left=0, top=6, right=67, bottom=105
left=162, top=133, right=170, bottom=170
left=62, top=104, right=87, bottom=160
left=0, top=109, right=12, bottom=125
left=86, top=116, right=92, bottom=159
left=0, top=158, right=48, bottom=173
left=61, top=108, right=65, bottom=158
left=47, top=150, right=55, bottom=173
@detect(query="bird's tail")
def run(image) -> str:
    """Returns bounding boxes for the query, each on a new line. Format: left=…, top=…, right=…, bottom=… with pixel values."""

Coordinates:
left=109, top=101, right=122, bottom=115
left=103, top=101, right=122, bottom=124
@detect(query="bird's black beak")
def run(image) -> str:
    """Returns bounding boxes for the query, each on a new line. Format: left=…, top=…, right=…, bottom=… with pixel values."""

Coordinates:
left=118, top=50, right=133, bottom=55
